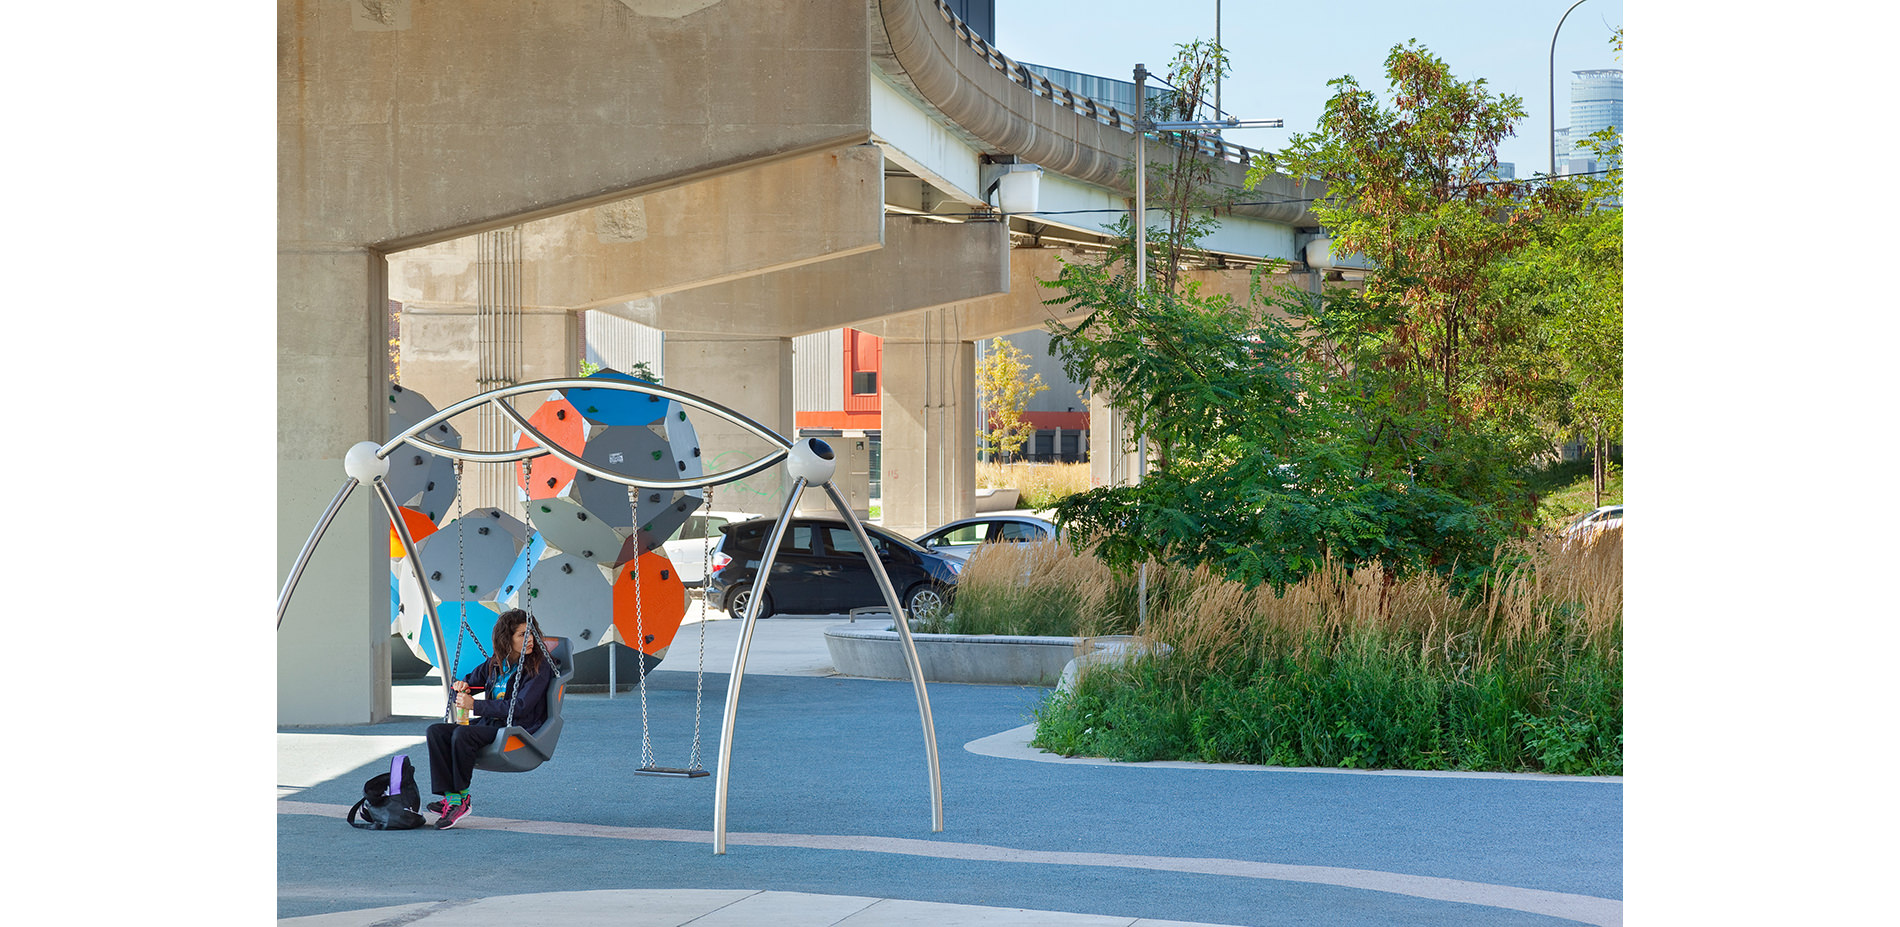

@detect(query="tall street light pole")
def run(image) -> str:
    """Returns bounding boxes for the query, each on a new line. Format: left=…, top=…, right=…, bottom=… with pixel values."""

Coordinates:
left=1550, top=0, right=1591, bottom=176
left=1130, top=62, right=1281, bottom=623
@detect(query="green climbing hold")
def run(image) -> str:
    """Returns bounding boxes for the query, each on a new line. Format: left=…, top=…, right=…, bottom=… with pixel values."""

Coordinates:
left=650, top=450, right=663, bottom=460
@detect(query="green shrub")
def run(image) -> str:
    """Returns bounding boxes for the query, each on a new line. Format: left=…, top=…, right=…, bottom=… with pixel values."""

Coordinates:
left=1030, top=534, right=1622, bottom=775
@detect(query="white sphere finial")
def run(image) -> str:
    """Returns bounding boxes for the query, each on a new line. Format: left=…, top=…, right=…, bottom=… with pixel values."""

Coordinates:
left=786, top=437, right=837, bottom=485
left=344, top=441, right=391, bottom=483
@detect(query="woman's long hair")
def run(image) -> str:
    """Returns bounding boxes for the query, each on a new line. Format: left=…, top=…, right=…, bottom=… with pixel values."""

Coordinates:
left=490, top=608, right=547, bottom=679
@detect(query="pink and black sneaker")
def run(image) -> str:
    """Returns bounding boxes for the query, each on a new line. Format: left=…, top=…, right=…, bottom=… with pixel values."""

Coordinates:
left=435, top=795, right=472, bottom=829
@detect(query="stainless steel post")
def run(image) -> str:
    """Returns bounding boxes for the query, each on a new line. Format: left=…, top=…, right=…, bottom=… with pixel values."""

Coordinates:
left=276, top=478, right=359, bottom=628
left=373, top=478, right=453, bottom=709
left=823, top=482, right=943, bottom=832
left=712, top=477, right=809, bottom=854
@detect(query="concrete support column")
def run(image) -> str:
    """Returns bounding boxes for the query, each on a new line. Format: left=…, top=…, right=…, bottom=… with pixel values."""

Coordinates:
left=1087, top=391, right=1142, bottom=490
left=663, top=335, right=795, bottom=516
left=878, top=310, right=975, bottom=538
left=278, top=246, right=392, bottom=726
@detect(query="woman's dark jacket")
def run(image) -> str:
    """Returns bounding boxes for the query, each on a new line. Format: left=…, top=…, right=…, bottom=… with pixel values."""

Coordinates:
left=460, top=657, right=555, bottom=733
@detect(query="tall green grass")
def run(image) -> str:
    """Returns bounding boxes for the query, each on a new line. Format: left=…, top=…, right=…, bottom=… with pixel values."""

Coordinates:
left=974, top=461, right=1092, bottom=512
left=977, top=531, right=1623, bottom=774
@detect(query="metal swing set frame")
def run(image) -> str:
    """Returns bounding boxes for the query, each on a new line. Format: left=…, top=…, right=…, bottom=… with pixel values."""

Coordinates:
left=277, top=376, right=944, bottom=853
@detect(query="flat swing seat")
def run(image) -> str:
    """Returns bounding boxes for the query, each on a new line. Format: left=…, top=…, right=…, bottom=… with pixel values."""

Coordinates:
left=474, top=637, right=575, bottom=774
left=635, top=766, right=710, bottom=778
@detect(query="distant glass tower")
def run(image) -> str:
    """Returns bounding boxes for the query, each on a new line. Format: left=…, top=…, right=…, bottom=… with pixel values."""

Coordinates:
left=1555, top=69, right=1622, bottom=175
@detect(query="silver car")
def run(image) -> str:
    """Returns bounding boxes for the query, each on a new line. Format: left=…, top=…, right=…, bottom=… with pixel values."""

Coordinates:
left=914, top=514, right=1056, bottom=561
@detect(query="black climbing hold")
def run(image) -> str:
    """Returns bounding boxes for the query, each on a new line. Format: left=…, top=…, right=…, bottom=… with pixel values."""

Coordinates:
left=579, top=629, right=591, bottom=640
left=561, top=563, right=573, bottom=574
left=426, top=481, right=435, bottom=491
left=582, top=550, right=594, bottom=558
left=557, top=409, right=566, bottom=420
left=660, top=570, right=670, bottom=581
left=577, top=512, right=588, bottom=521
left=413, top=455, right=424, bottom=465
left=478, top=526, right=490, bottom=535
left=546, top=477, right=557, bottom=488
left=644, top=634, right=655, bottom=644
left=431, top=571, right=442, bottom=581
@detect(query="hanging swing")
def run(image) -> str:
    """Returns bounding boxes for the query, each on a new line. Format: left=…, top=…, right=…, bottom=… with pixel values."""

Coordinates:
left=631, top=484, right=713, bottom=778
left=440, top=457, right=576, bottom=774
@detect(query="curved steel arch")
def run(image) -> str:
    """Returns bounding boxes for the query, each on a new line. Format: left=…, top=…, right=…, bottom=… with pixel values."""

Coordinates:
left=278, top=376, right=942, bottom=852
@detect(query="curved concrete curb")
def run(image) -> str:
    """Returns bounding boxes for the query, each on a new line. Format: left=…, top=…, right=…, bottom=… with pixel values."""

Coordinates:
left=823, top=624, right=1081, bottom=685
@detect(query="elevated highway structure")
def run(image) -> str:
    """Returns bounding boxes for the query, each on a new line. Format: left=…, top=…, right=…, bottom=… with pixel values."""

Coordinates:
left=280, top=0, right=1331, bottom=723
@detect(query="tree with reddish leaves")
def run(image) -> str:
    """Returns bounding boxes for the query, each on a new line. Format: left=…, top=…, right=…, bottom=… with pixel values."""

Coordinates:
left=1255, top=41, right=1590, bottom=517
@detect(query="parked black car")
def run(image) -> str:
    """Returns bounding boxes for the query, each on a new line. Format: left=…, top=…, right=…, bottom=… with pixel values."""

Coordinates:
left=706, top=516, right=962, bottom=619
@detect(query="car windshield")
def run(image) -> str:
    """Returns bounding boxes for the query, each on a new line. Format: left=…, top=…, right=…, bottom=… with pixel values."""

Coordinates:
left=865, top=524, right=928, bottom=554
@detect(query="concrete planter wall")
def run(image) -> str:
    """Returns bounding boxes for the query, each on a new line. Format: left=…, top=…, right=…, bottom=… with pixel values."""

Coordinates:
left=824, top=624, right=1082, bottom=686
left=823, top=627, right=1170, bottom=687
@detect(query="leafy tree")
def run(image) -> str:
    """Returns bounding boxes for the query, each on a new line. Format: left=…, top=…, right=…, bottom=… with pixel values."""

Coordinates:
left=1041, top=40, right=1514, bottom=593
left=1495, top=131, right=1623, bottom=505
left=975, top=338, right=1047, bottom=461
left=579, top=359, right=659, bottom=383
left=1254, top=41, right=1590, bottom=520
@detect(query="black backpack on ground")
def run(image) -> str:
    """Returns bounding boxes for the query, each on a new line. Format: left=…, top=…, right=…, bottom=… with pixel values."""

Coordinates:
left=346, top=754, right=426, bottom=830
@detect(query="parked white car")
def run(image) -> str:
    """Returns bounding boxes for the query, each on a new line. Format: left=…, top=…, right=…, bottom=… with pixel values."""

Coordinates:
left=663, top=510, right=762, bottom=584
left=1560, top=505, right=1623, bottom=550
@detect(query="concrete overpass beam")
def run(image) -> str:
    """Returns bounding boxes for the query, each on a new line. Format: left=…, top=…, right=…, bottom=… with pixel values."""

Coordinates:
left=614, top=217, right=1010, bottom=337
left=388, top=146, right=887, bottom=311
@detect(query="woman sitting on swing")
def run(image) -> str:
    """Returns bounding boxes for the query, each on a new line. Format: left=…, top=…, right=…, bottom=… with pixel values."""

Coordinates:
left=424, top=608, right=553, bottom=829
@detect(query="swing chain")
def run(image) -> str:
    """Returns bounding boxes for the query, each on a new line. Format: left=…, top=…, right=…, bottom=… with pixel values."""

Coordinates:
left=500, top=453, right=544, bottom=731
left=635, top=515, right=652, bottom=770
left=690, top=485, right=711, bottom=771
left=445, top=459, right=484, bottom=721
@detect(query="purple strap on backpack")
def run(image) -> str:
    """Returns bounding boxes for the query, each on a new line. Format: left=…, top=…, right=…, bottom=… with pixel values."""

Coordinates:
left=387, top=755, right=406, bottom=796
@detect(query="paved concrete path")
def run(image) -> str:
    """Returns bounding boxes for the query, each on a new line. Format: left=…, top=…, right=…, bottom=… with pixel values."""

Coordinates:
left=279, top=615, right=1622, bottom=926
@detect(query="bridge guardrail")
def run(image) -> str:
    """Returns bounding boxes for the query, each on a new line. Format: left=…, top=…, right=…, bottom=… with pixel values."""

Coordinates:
left=931, top=0, right=1261, bottom=168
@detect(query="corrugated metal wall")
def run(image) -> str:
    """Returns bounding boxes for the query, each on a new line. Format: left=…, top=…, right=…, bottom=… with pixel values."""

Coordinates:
left=793, top=330, right=844, bottom=412
left=583, top=311, right=664, bottom=378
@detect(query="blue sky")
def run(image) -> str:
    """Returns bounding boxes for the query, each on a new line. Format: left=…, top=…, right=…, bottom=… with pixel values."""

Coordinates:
left=993, top=0, right=1624, bottom=178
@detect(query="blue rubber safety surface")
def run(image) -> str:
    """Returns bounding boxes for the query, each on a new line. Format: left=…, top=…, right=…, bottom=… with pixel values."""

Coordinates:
left=279, top=672, right=1621, bottom=925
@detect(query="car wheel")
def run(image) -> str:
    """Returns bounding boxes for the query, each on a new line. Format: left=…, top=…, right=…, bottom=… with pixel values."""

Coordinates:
left=728, top=584, right=774, bottom=620
left=903, top=584, right=949, bottom=622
